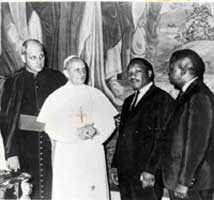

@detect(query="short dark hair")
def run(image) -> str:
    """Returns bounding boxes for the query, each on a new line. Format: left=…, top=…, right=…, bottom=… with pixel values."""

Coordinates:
left=127, top=58, right=155, bottom=81
left=169, top=49, right=205, bottom=80
left=21, top=39, right=44, bottom=55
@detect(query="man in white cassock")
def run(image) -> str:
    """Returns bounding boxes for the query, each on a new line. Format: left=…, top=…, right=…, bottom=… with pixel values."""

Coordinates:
left=37, top=56, right=118, bottom=200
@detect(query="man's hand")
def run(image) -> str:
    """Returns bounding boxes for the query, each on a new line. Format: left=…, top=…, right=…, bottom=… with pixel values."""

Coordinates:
left=114, top=114, right=121, bottom=128
left=77, top=123, right=97, bottom=140
left=174, top=184, right=188, bottom=199
left=140, top=172, right=155, bottom=188
left=110, top=168, right=119, bottom=186
left=6, top=156, right=20, bottom=172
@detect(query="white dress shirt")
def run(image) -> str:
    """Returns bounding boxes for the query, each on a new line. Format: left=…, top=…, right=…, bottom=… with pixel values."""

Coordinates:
left=182, top=77, right=198, bottom=93
left=134, top=82, right=153, bottom=106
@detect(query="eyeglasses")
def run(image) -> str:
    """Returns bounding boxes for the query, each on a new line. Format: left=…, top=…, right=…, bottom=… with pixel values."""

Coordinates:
left=27, top=54, right=44, bottom=61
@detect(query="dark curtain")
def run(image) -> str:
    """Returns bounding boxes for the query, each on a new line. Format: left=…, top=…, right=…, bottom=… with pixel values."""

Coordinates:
left=57, top=2, right=85, bottom=71
left=26, top=2, right=61, bottom=70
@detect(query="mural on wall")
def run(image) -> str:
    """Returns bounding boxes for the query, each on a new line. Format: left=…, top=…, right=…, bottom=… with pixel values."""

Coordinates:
left=1, top=2, right=214, bottom=105
left=154, top=3, right=214, bottom=75
left=147, top=2, right=214, bottom=97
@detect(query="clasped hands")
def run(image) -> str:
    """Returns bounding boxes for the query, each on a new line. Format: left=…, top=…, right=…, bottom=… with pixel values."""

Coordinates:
left=114, top=114, right=121, bottom=128
left=141, top=172, right=188, bottom=199
left=6, top=156, right=20, bottom=172
left=76, top=123, right=97, bottom=140
left=140, top=172, right=155, bottom=188
left=173, top=184, right=188, bottom=199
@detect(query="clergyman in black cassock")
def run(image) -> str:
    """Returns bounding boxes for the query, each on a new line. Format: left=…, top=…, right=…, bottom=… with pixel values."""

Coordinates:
left=0, top=39, right=67, bottom=199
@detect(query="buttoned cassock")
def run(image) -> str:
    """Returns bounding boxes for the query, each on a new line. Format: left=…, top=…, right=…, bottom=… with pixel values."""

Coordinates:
left=0, top=67, right=67, bottom=199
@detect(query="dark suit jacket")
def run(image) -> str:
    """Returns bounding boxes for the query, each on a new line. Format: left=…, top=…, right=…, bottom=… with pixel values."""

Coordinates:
left=162, top=79, right=214, bottom=190
left=112, top=84, right=174, bottom=181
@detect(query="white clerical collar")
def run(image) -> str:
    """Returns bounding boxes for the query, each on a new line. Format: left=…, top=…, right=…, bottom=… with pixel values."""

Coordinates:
left=135, top=82, right=153, bottom=105
left=65, top=81, right=86, bottom=89
left=182, top=77, right=198, bottom=92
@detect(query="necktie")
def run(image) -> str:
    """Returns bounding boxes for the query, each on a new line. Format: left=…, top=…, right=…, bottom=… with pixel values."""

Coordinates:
left=176, top=91, right=184, bottom=102
left=130, top=90, right=139, bottom=111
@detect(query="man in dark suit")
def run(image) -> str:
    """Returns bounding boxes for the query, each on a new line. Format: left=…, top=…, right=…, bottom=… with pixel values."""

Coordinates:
left=161, top=49, right=214, bottom=200
left=111, top=58, right=174, bottom=200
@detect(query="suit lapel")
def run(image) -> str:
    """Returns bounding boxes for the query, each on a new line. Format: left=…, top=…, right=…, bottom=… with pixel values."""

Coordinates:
left=129, top=85, right=156, bottom=116
left=174, top=79, right=199, bottom=108
left=121, top=94, right=134, bottom=122
left=165, top=79, right=200, bottom=128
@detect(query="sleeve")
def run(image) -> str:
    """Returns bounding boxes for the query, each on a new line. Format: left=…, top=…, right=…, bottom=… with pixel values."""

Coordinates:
left=37, top=95, right=52, bottom=124
left=178, top=93, right=212, bottom=186
left=37, top=95, right=61, bottom=141
left=91, top=90, right=118, bottom=144
left=145, top=93, right=174, bottom=175
left=111, top=98, right=130, bottom=168
left=37, top=94, right=62, bottom=141
left=37, top=93, right=79, bottom=143
left=1, top=78, right=12, bottom=115
left=0, top=77, right=20, bottom=159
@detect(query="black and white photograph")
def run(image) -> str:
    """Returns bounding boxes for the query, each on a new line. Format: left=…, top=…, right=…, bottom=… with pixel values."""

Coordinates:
left=0, top=1, right=214, bottom=200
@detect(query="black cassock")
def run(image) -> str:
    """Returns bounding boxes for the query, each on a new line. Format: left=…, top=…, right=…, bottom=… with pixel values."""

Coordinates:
left=1, top=67, right=67, bottom=199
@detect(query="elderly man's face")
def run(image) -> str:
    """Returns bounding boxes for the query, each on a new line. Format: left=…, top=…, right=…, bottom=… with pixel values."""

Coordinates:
left=127, top=64, right=150, bottom=90
left=22, top=42, right=45, bottom=74
left=66, top=60, right=87, bottom=85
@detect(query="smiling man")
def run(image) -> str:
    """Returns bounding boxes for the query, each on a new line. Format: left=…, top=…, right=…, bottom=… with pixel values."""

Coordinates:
left=0, top=39, right=67, bottom=199
left=111, top=58, right=174, bottom=200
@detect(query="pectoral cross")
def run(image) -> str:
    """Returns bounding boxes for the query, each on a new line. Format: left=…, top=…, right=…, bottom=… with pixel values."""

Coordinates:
left=80, top=106, right=83, bottom=123
left=75, top=106, right=92, bottom=127
left=76, top=106, right=85, bottom=124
